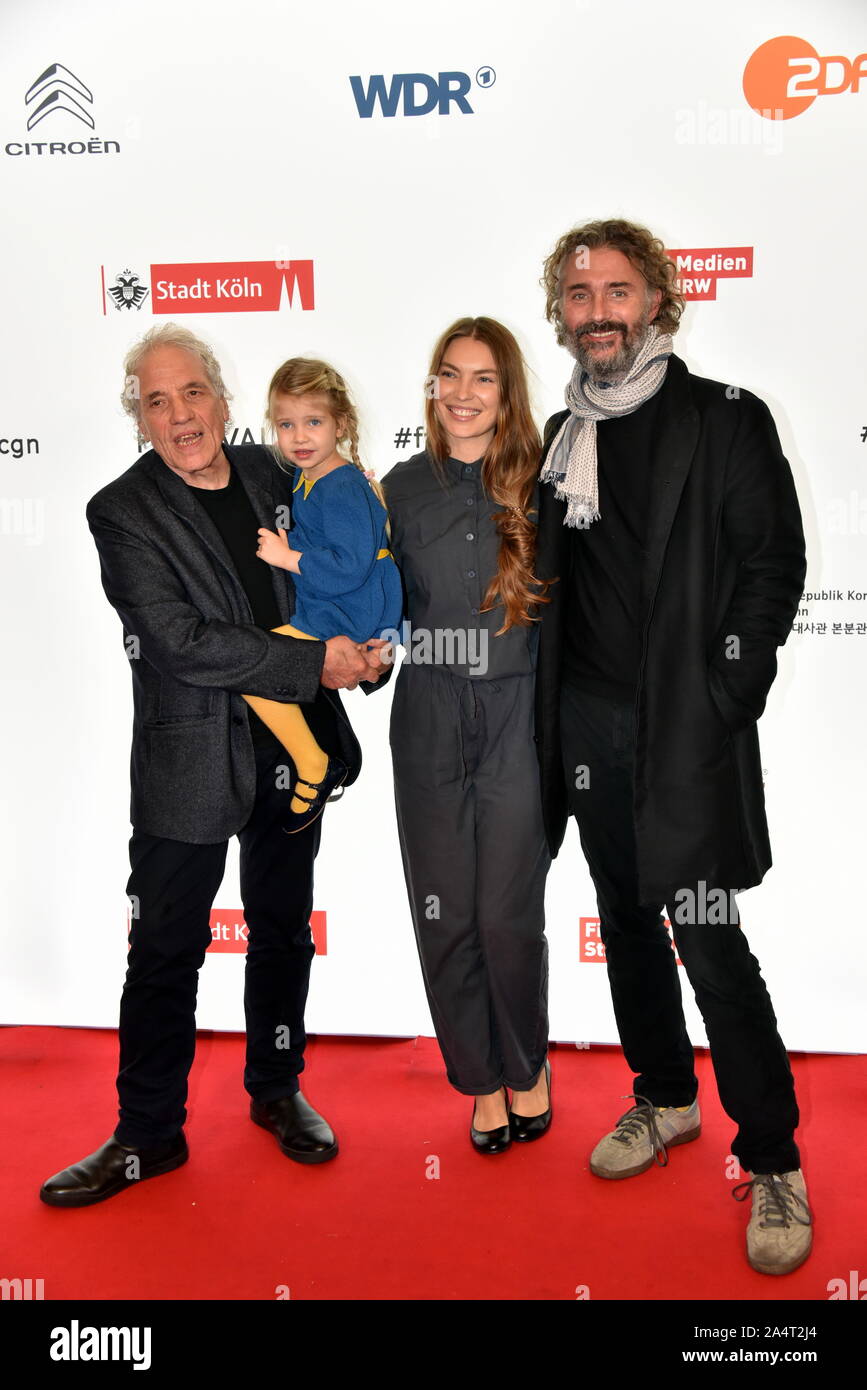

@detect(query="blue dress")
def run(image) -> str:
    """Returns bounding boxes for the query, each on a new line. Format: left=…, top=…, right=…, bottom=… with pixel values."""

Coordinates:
left=286, top=463, right=403, bottom=643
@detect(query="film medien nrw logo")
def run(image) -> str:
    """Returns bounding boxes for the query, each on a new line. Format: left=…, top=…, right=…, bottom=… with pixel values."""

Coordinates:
left=580, top=916, right=684, bottom=966
left=5, top=63, right=121, bottom=158
left=666, top=245, right=754, bottom=301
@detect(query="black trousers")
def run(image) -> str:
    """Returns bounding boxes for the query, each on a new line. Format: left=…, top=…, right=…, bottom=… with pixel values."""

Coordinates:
left=560, top=682, right=800, bottom=1175
left=391, top=667, right=551, bottom=1095
left=116, top=734, right=321, bottom=1147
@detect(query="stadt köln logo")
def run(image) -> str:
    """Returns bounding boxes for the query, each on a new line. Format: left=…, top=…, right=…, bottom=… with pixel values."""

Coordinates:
left=107, top=269, right=150, bottom=312
left=100, top=259, right=316, bottom=315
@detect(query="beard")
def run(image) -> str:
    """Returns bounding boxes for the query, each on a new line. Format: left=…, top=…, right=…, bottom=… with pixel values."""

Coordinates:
left=567, top=309, right=655, bottom=382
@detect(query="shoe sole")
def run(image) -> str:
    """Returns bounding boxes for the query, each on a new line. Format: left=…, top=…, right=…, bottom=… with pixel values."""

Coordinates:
left=589, top=1123, right=702, bottom=1180
left=251, top=1110, right=339, bottom=1164
left=282, top=770, right=348, bottom=836
left=39, top=1148, right=189, bottom=1208
left=747, top=1234, right=813, bottom=1277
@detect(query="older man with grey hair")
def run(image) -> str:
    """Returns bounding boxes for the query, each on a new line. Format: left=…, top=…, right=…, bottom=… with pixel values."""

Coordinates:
left=40, top=324, right=382, bottom=1206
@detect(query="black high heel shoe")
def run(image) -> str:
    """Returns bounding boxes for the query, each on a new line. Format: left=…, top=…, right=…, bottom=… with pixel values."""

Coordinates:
left=470, top=1086, right=511, bottom=1155
left=509, top=1058, right=552, bottom=1142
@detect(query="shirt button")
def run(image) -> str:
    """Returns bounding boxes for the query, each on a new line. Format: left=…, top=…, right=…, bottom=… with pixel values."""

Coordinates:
left=468, top=570, right=476, bottom=578
left=466, top=532, right=474, bottom=541
left=471, top=607, right=479, bottom=616
left=465, top=497, right=474, bottom=506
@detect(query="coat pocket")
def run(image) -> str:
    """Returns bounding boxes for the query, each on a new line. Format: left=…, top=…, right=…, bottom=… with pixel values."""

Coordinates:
left=707, top=663, right=757, bottom=735
left=146, top=682, right=217, bottom=725
left=141, top=722, right=216, bottom=809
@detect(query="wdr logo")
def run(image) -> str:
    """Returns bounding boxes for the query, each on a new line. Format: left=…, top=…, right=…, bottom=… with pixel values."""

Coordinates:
left=349, top=67, right=495, bottom=118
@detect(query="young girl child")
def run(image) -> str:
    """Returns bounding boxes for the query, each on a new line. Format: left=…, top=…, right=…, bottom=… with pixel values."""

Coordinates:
left=244, top=358, right=402, bottom=831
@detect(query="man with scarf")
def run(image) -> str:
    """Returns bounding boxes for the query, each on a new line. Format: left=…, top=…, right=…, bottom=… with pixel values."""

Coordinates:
left=534, top=218, right=811, bottom=1276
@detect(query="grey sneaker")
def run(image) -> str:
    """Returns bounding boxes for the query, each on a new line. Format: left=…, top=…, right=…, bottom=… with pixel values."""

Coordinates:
left=589, top=1094, right=701, bottom=1179
left=733, top=1169, right=813, bottom=1275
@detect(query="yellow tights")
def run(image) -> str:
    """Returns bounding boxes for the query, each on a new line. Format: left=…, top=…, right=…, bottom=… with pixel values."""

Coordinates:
left=243, top=624, right=328, bottom=814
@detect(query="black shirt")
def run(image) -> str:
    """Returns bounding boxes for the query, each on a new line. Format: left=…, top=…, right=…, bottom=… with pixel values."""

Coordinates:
left=562, top=389, right=661, bottom=699
left=382, top=450, right=539, bottom=680
left=192, top=463, right=337, bottom=754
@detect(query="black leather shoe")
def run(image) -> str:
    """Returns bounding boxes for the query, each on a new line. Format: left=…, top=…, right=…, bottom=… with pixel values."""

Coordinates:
left=470, top=1087, right=512, bottom=1155
left=39, top=1133, right=188, bottom=1208
left=282, top=758, right=348, bottom=835
left=250, top=1093, right=338, bottom=1164
left=509, top=1058, right=552, bottom=1142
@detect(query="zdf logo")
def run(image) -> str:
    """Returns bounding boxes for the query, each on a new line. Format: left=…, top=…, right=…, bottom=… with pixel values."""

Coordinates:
left=744, top=35, right=867, bottom=120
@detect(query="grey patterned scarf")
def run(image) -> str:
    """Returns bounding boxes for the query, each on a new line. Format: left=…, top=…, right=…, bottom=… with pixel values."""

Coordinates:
left=541, top=325, right=674, bottom=528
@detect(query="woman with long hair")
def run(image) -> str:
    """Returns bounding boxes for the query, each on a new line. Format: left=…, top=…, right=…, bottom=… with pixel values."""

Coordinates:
left=380, top=317, right=553, bottom=1153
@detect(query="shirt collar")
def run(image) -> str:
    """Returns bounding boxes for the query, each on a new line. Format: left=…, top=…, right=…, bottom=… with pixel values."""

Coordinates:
left=446, top=455, right=483, bottom=479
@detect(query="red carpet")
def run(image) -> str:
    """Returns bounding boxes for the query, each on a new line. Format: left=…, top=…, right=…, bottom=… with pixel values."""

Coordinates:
left=2, top=1026, right=863, bottom=1301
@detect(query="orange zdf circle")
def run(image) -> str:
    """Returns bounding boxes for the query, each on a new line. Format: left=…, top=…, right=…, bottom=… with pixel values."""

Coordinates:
left=743, top=35, right=821, bottom=119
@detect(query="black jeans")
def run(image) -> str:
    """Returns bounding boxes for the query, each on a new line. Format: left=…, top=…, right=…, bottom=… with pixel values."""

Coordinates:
left=116, top=734, right=321, bottom=1147
left=560, top=682, right=800, bottom=1175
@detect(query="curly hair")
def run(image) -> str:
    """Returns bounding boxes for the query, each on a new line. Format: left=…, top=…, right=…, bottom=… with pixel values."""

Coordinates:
left=424, top=317, right=551, bottom=633
left=541, top=218, right=685, bottom=345
left=121, top=322, right=232, bottom=426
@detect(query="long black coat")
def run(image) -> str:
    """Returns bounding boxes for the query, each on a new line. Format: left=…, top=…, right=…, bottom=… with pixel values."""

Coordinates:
left=534, top=354, right=806, bottom=902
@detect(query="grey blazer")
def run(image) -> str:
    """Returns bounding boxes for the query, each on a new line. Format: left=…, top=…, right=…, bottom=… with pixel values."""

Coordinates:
left=86, top=442, right=361, bottom=843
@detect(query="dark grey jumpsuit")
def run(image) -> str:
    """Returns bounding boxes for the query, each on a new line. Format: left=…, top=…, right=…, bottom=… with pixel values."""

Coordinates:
left=381, top=450, right=551, bottom=1095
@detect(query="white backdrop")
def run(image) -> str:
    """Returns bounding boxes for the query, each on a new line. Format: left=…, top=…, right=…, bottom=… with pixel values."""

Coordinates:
left=1, top=0, right=865, bottom=1052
